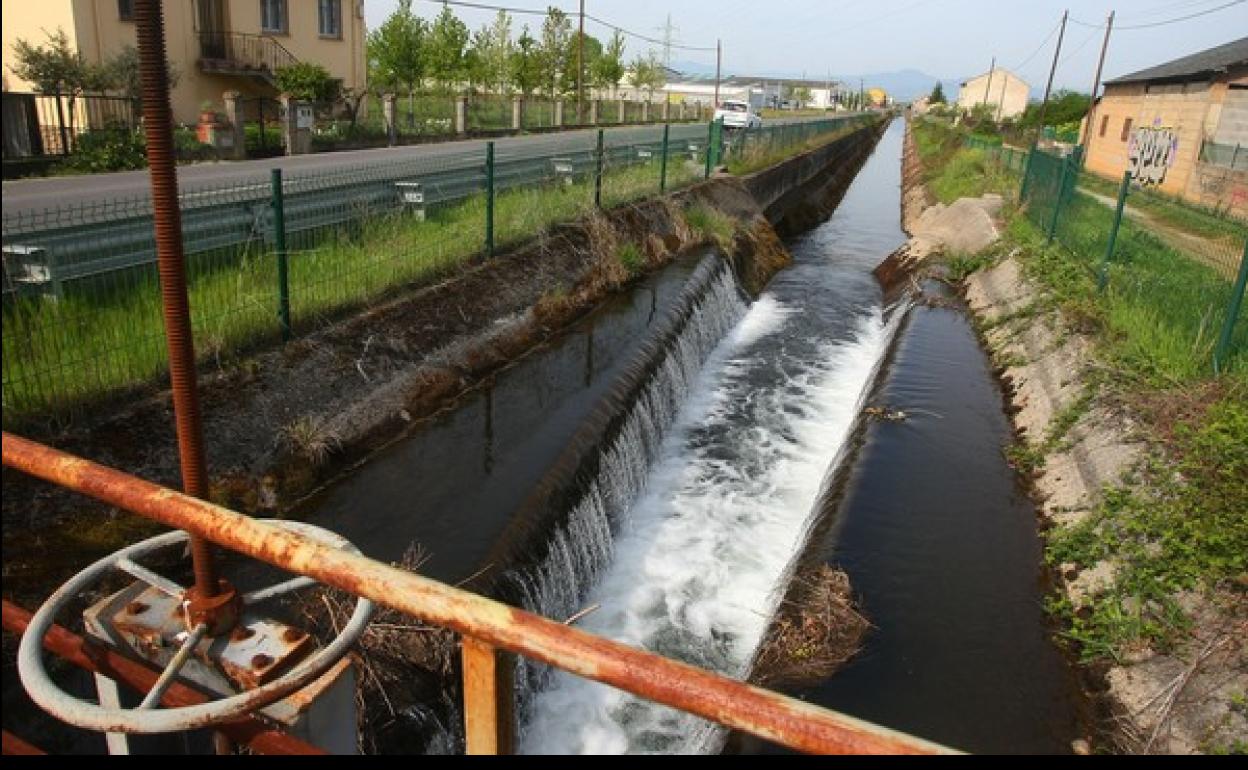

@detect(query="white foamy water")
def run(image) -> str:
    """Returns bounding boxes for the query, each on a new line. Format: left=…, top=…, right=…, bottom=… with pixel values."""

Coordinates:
left=520, top=296, right=899, bottom=754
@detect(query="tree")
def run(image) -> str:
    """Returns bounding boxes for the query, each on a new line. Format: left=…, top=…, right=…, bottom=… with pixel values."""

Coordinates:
left=510, top=27, right=542, bottom=96
left=791, top=86, right=813, bottom=107
left=929, top=81, right=945, bottom=104
left=9, top=28, right=111, bottom=143
left=592, top=31, right=626, bottom=97
left=426, top=3, right=469, bottom=93
left=275, top=62, right=341, bottom=103
left=8, top=28, right=108, bottom=95
left=642, top=53, right=666, bottom=99
left=102, top=46, right=180, bottom=102
left=368, top=0, right=427, bottom=120
left=1018, top=89, right=1090, bottom=128
left=561, top=32, right=602, bottom=99
left=538, top=7, right=572, bottom=98
left=464, top=27, right=491, bottom=94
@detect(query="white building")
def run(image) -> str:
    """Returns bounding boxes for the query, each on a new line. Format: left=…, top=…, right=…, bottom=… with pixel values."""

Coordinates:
left=956, top=68, right=1030, bottom=120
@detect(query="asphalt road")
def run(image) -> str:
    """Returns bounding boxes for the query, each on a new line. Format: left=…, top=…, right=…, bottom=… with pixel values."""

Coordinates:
left=2, top=116, right=835, bottom=219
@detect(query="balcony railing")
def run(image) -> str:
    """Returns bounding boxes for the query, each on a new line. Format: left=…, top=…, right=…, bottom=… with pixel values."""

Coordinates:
left=197, top=32, right=296, bottom=75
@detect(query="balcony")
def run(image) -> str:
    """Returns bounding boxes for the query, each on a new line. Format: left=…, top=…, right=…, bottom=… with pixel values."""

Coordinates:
left=197, top=32, right=297, bottom=86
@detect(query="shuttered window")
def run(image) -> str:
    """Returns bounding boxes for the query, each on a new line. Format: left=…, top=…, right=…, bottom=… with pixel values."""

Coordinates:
left=319, top=0, right=343, bottom=38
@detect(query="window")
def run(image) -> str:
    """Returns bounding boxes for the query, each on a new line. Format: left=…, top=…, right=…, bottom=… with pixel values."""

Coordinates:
left=1120, top=117, right=1133, bottom=142
left=118, top=0, right=134, bottom=21
left=261, top=0, right=287, bottom=34
left=319, top=0, right=342, bottom=38
left=1099, top=114, right=1109, bottom=137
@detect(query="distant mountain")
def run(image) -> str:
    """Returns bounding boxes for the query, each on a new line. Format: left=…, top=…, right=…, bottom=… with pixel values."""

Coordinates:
left=835, top=69, right=959, bottom=103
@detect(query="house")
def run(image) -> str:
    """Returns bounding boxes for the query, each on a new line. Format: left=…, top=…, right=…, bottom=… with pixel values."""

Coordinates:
left=2, top=0, right=368, bottom=128
left=956, top=68, right=1029, bottom=120
left=1082, top=36, right=1247, bottom=217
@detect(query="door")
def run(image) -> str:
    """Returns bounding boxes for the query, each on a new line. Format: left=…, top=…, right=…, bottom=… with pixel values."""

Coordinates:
left=197, top=0, right=227, bottom=59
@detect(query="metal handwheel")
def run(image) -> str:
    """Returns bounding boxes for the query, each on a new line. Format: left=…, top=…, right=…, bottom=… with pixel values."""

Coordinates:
left=18, top=521, right=373, bottom=734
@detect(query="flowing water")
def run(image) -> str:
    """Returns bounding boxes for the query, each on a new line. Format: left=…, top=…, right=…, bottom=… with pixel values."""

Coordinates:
left=300, top=118, right=1079, bottom=754
left=518, top=125, right=911, bottom=753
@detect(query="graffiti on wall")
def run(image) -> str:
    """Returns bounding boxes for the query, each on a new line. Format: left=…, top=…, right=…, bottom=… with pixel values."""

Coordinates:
left=1127, top=125, right=1178, bottom=187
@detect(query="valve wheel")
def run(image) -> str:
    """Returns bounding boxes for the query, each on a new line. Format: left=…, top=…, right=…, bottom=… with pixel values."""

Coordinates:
left=17, top=521, right=373, bottom=734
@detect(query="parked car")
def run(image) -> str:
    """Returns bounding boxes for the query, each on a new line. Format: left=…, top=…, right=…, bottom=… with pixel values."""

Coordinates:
left=714, top=100, right=763, bottom=130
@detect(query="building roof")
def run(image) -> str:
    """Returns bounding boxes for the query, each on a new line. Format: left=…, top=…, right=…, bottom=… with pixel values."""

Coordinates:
left=1104, top=36, right=1248, bottom=85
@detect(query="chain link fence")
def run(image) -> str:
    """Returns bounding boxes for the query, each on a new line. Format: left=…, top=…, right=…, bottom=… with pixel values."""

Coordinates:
left=2, top=118, right=870, bottom=422
left=1018, top=146, right=1248, bottom=375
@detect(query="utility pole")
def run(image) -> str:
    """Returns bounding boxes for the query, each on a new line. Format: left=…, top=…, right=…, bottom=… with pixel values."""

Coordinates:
left=981, top=56, right=995, bottom=108
left=1037, top=8, right=1069, bottom=141
left=577, top=0, right=585, bottom=124
left=714, top=39, right=722, bottom=107
left=657, top=14, right=677, bottom=68
left=1083, top=11, right=1115, bottom=158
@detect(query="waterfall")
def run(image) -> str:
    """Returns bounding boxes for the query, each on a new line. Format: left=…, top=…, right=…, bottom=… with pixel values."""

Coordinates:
left=499, top=259, right=749, bottom=727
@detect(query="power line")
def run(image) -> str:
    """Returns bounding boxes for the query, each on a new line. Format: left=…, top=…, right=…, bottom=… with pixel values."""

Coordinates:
left=1010, top=21, right=1061, bottom=73
left=585, top=13, right=716, bottom=52
left=1059, top=27, right=1101, bottom=66
left=1069, top=0, right=1245, bottom=29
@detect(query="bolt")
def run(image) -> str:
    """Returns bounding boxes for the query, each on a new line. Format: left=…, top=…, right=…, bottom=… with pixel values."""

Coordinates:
left=251, top=653, right=273, bottom=670
left=282, top=628, right=305, bottom=643
left=231, top=626, right=256, bottom=642
left=126, top=601, right=149, bottom=615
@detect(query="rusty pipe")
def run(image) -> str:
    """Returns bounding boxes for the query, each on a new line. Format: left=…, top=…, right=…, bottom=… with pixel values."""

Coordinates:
left=2, top=433, right=956, bottom=755
left=133, top=0, right=217, bottom=598
left=1, top=600, right=325, bottom=755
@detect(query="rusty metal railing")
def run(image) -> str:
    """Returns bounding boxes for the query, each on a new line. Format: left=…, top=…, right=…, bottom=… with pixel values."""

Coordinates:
left=1, top=432, right=957, bottom=755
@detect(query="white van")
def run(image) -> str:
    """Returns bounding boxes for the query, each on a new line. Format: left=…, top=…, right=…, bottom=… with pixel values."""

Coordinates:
left=713, top=100, right=763, bottom=129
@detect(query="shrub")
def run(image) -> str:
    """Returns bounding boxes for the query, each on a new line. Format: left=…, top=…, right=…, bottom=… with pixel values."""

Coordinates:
left=61, top=128, right=146, bottom=173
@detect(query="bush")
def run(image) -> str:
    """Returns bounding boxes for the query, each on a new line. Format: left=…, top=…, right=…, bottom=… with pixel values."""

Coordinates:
left=173, top=126, right=218, bottom=163
left=61, top=128, right=146, bottom=173
left=275, top=62, right=341, bottom=103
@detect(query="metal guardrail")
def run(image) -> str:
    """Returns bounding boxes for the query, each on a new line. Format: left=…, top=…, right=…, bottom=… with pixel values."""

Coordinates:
left=0, top=431, right=956, bottom=756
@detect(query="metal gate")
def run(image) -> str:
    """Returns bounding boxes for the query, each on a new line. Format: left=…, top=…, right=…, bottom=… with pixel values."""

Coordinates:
left=241, top=97, right=283, bottom=159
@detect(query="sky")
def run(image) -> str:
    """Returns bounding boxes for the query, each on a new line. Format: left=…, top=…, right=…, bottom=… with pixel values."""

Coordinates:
left=364, top=0, right=1248, bottom=92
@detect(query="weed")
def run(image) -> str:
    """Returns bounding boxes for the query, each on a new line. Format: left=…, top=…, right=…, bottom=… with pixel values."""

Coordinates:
left=617, top=242, right=645, bottom=276
left=279, top=415, right=341, bottom=466
left=684, top=204, right=736, bottom=251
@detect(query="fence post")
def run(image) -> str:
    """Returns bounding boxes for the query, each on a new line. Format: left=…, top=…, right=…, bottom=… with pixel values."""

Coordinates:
left=511, top=97, right=522, bottom=131
left=456, top=96, right=468, bottom=136
left=462, top=637, right=515, bottom=755
left=1098, top=171, right=1131, bottom=292
left=595, top=129, right=605, bottom=208
left=383, top=92, right=398, bottom=147
left=54, top=93, right=70, bottom=155
left=222, top=90, right=246, bottom=160
left=271, top=168, right=291, bottom=341
left=1019, top=141, right=1037, bottom=203
left=1046, top=154, right=1072, bottom=243
left=660, top=122, right=670, bottom=194
left=1213, top=239, right=1248, bottom=374
left=705, top=119, right=722, bottom=179
left=485, top=141, right=495, bottom=257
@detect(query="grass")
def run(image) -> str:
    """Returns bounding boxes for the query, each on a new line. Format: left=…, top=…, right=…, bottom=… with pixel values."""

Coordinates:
left=1045, top=389, right=1248, bottom=662
left=724, top=117, right=875, bottom=176
left=684, top=203, right=737, bottom=251
left=1022, top=186, right=1245, bottom=384
left=2, top=121, right=851, bottom=423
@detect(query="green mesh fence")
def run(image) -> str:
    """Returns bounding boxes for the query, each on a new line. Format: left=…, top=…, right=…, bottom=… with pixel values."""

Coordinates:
left=722, top=115, right=876, bottom=175
left=1018, top=147, right=1248, bottom=375
left=2, top=117, right=875, bottom=422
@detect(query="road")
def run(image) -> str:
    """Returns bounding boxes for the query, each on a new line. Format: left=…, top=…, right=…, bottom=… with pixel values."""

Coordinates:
left=2, top=116, right=834, bottom=219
